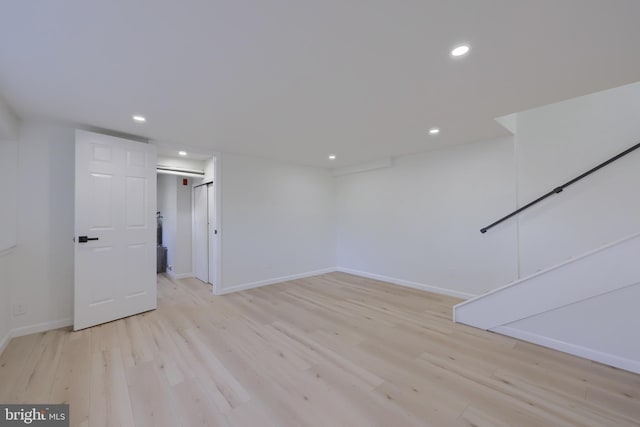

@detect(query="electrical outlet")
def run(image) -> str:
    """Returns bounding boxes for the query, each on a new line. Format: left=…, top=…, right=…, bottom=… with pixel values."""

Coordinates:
left=13, top=303, right=26, bottom=316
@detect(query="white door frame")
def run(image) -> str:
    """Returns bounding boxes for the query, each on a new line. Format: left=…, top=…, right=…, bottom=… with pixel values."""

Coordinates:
left=153, top=141, right=222, bottom=295
left=189, top=154, right=222, bottom=294
left=193, top=184, right=209, bottom=283
left=211, top=153, right=222, bottom=295
left=207, top=182, right=217, bottom=286
left=202, top=152, right=224, bottom=295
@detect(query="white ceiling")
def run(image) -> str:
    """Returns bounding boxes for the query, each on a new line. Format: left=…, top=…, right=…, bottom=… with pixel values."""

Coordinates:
left=1, top=0, right=639, bottom=168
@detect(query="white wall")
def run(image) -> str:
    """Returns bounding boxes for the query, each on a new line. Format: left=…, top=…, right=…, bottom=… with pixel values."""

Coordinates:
left=0, top=94, right=17, bottom=141
left=157, top=174, right=193, bottom=277
left=0, top=95, right=18, bottom=351
left=220, top=152, right=335, bottom=291
left=12, top=122, right=75, bottom=332
left=0, top=138, right=18, bottom=252
left=335, top=137, right=518, bottom=297
left=516, top=81, right=640, bottom=276
left=204, top=156, right=215, bottom=182
left=0, top=250, right=14, bottom=351
left=0, top=137, right=18, bottom=350
left=334, top=81, right=640, bottom=300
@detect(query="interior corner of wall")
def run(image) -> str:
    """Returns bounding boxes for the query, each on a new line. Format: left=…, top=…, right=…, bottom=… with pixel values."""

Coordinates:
left=495, top=113, right=517, bottom=135
left=0, top=94, right=19, bottom=141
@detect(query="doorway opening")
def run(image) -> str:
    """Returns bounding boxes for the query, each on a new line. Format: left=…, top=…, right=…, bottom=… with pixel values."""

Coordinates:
left=155, top=145, right=219, bottom=294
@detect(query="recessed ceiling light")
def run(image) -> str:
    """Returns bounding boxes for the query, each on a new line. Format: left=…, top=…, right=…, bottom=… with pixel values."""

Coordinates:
left=132, top=115, right=146, bottom=122
left=328, top=155, right=336, bottom=160
left=451, top=44, right=470, bottom=57
left=429, top=127, right=440, bottom=135
left=178, top=151, right=187, bottom=156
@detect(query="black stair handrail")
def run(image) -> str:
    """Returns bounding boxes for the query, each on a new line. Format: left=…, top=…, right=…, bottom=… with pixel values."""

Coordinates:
left=480, top=140, right=640, bottom=234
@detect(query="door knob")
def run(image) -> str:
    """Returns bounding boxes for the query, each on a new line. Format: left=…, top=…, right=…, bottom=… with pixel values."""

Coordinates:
left=78, top=236, right=99, bottom=243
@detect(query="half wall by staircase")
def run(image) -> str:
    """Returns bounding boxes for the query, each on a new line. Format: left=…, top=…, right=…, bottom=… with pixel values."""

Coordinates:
left=454, top=231, right=640, bottom=374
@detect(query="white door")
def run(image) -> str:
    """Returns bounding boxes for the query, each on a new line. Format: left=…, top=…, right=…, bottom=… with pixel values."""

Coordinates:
left=74, top=130, right=157, bottom=331
left=193, top=184, right=208, bottom=282
left=207, top=183, right=217, bottom=285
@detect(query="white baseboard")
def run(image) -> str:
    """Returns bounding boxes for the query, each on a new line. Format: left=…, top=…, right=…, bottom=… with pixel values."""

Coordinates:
left=336, top=267, right=477, bottom=300
left=0, top=328, right=12, bottom=355
left=217, top=268, right=337, bottom=295
left=493, top=325, right=640, bottom=375
left=0, top=318, right=73, bottom=357
left=167, top=270, right=194, bottom=280
left=217, top=267, right=478, bottom=299
left=11, top=318, right=73, bottom=338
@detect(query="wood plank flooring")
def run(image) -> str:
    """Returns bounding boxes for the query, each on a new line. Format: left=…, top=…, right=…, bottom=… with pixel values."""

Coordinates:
left=1, top=272, right=639, bottom=426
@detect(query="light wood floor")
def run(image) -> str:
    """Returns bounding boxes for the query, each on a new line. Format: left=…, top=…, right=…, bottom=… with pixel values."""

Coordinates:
left=1, top=273, right=639, bottom=426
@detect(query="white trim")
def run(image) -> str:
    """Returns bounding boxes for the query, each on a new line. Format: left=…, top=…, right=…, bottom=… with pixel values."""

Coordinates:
left=213, top=153, right=222, bottom=295
left=157, top=168, right=205, bottom=178
left=493, top=325, right=640, bottom=375
left=217, top=268, right=337, bottom=295
left=217, top=266, right=478, bottom=300
left=0, top=328, right=12, bottom=355
left=514, top=135, right=521, bottom=280
left=167, top=270, right=194, bottom=280
left=190, top=153, right=222, bottom=295
left=336, top=267, right=477, bottom=300
left=10, top=318, right=73, bottom=339
left=454, top=229, right=640, bottom=311
left=332, top=158, right=392, bottom=177
left=454, top=231, right=640, bottom=330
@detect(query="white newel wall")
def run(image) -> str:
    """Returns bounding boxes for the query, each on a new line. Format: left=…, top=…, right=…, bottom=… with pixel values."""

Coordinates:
left=516, top=81, right=640, bottom=276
